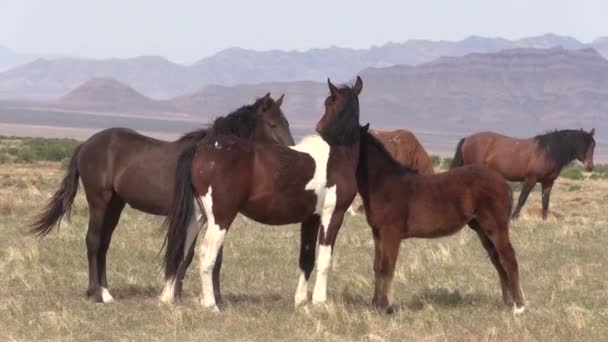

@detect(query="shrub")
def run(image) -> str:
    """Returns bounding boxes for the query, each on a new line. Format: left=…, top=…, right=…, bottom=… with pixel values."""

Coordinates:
left=430, top=155, right=442, bottom=167
left=441, top=157, right=453, bottom=169
left=560, top=166, right=584, bottom=180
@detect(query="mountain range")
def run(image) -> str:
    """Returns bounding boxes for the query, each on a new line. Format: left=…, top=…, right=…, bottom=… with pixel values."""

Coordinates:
left=1, top=33, right=608, bottom=101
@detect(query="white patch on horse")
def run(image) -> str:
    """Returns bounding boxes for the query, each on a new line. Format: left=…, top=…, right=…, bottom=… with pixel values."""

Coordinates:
left=199, top=186, right=226, bottom=312
left=100, top=287, right=114, bottom=303
left=159, top=279, right=176, bottom=303
left=289, top=135, right=331, bottom=215
left=321, top=185, right=337, bottom=236
left=312, top=245, right=332, bottom=304
left=294, top=272, right=308, bottom=307
left=513, top=304, right=526, bottom=315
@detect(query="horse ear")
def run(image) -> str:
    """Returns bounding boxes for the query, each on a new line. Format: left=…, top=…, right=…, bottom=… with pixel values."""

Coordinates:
left=353, top=76, right=363, bottom=95
left=260, top=92, right=272, bottom=111
left=275, top=94, right=284, bottom=107
left=590, top=128, right=595, bottom=136
left=328, top=78, right=338, bottom=97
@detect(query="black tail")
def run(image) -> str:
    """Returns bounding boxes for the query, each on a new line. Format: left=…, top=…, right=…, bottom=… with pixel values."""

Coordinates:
left=450, top=138, right=466, bottom=169
left=30, top=144, right=82, bottom=236
left=162, top=144, right=199, bottom=281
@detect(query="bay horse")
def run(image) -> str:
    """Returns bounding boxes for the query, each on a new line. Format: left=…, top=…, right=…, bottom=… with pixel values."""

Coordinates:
left=348, top=128, right=434, bottom=215
left=30, top=93, right=294, bottom=304
left=161, top=77, right=363, bottom=311
left=450, top=129, right=596, bottom=219
left=357, top=127, right=525, bottom=315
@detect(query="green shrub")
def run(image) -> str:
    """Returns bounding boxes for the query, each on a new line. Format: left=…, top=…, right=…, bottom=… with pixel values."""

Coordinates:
left=441, top=157, right=453, bottom=169
left=430, top=155, right=442, bottom=167
left=560, top=166, right=584, bottom=180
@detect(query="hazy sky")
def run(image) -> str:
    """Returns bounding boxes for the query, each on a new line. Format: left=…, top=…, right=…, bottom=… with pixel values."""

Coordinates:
left=0, top=0, right=606, bottom=64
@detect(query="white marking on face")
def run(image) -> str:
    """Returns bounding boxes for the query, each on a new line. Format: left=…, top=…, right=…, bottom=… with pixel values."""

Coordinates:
left=294, top=272, right=308, bottom=307
left=289, top=135, right=331, bottom=215
left=312, top=245, right=332, bottom=304
left=159, top=279, right=176, bottom=303
left=100, top=287, right=114, bottom=303
left=199, top=186, right=226, bottom=311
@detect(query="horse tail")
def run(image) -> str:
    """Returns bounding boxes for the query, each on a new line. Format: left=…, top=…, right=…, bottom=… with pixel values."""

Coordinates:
left=162, top=144, right=199, bottom=281
left=30, top=144, right=83, bottom=236
left=450, top=138, right=466, bottom=169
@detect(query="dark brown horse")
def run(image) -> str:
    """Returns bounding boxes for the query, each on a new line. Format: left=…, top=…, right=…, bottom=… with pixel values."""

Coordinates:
left=348, top=128, right=434, bottom=215
left=450, top=129, right=596, bottom=219
left=162, top=77, right=363, bottom=311
left=357, top=127, right=525, bottom=314
left=30, top=93, right=294, bottom=304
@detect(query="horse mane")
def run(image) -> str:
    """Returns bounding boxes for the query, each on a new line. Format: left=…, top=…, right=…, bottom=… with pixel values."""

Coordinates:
left=534, top=129, right=594, bottom=169
left=177, top=98, right=262, bottom=142
left=321, top=86, right=361, bottom=146
left=360, top=128, right=418, bottom=175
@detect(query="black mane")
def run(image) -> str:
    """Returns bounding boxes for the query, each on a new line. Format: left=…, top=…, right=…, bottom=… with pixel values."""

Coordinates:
left=177, top=98, right=262, bottom=142
left=321, top=86, right=361, bottom=145
left=360, top=128, right=418, bottom=175
left=534, top=129, right=594, bottom=169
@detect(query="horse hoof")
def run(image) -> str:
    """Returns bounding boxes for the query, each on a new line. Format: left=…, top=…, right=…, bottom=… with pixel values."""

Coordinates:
left=386, top=306, right=395, bottom=315
left=513, top=303, right=526, bottom=315
left=99, top=287, right=114, bottom=303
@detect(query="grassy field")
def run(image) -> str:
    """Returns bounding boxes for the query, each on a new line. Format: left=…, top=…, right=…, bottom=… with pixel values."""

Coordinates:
left=1, top=159, right=607, bottom=341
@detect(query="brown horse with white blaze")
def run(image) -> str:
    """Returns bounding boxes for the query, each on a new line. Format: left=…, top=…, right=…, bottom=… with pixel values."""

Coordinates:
left=162, top=77, right=363, bottom=311
left=450, top=129, right=596, bottom=219
left=30, top=93, right=294, bottom=304
left=357, top=127, right=525, bottom=314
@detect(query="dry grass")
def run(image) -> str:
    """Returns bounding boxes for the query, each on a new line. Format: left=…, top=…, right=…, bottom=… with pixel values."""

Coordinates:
left=1, top=162, right=607, bottom=341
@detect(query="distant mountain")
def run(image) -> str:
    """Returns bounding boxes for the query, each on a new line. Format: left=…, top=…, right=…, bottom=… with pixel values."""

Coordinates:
left=0, top=46, right=36, bottom=72
left=56, top=78, right=175, bottom=113
left=175, top=47, right=608, bottom=146
left=1, top=33, right=607, bottom=101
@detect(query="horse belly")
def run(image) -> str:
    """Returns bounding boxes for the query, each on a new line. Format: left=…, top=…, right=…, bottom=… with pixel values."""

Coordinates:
left=240, top=190, right=317, bottom=225
left=405, top=200, right=468, bottom=238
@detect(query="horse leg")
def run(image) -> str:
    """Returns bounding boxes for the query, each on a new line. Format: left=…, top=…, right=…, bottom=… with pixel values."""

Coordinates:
left=511, top=179, right=536, bottom=219
left=541, top=180, right=554, bottom=220
left=488, top=230, right=526, bottom=314
left=468, top=219, right=512, bottom=306
left=160, top=210, right=205, bottom=303
left=311, top=206, right=346, bottom=305
left=84, top=191, right=112, bottom=302
left=371, top=227, right=383, bottom=306
left=212, top=246, right=224, bottom=304
left=96, top=195, right=125, bottom=303
left=373, top=229, right=401, bottom=314
left=294, top=215, right=320, bottom=307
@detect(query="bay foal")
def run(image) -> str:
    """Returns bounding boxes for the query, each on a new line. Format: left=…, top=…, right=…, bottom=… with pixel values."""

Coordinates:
left=162, top=77, right=363, bottom=311
left=31, top=94, right=293, bottom=303
left=357, top=127, right=526, bottom=314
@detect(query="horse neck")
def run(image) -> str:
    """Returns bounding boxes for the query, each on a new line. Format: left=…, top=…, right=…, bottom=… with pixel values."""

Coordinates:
left=356, top=139, right=406, bottom=202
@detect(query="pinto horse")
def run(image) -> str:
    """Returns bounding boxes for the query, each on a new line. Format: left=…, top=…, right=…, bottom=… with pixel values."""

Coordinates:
left=30, top=93, right=294, bottom=303
left=450, top=129, right=596, bottom=219
left=357, top=127, right=525, bottom=314
left=161, top=77, right=363, bottom=311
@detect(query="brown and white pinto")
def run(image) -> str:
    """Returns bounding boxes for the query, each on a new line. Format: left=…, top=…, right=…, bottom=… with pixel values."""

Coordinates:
left=161, top=77, right=364, bottom=311
left=450, top=129, right=596, bottom=219
left=357, top=127, right=526, bottom=314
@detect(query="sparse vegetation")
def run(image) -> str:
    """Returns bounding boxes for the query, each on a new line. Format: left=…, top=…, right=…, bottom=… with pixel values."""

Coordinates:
left=441, top=157, right=453, bottom=169
left=0, top=136, right=80, bottom=164
left=430, top=155, right=442, bottom=167
left=1, top=160, right=607, bottom=340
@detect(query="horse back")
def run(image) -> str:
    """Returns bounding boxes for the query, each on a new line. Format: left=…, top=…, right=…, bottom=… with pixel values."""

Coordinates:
left=461, top=131, right=540, bottom=181
left=372, top=129, right=434, bottom=175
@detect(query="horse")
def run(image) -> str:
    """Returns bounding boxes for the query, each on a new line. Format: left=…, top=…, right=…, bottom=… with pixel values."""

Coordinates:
left=356, top=127, right=525, bottom=315
left=30, top=93, right=294, bottom=304
left=370, top=129, right=434, bottom=175
left=161, top=77, right=363, bottom=311
left=348, top=128, right=434, bottom=215
left=450, top=129, right=596, bottom=219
